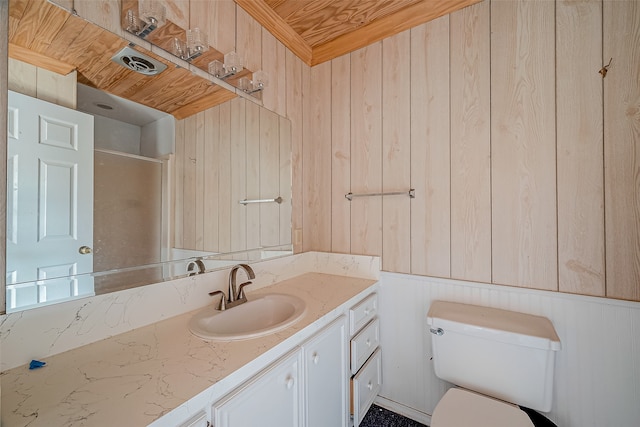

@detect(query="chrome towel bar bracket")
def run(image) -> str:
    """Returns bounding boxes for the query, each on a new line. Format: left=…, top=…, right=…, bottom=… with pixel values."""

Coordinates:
left=345, top=189, right=415, bottom=201
left=239, top=196, right=283, bottom=205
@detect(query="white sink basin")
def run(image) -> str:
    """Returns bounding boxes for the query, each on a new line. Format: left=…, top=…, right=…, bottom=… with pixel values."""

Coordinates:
left=188, top=293, right=307, bottom=341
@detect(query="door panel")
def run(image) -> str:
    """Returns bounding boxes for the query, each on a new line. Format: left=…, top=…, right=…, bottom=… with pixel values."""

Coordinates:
left=6, top=90, right=94, bottom=310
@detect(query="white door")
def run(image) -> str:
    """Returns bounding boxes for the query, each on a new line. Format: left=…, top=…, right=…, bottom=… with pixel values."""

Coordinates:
left=6, top=91, right=95, bottom=311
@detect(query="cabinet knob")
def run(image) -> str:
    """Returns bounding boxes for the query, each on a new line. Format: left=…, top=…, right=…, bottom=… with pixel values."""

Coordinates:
left=285, top=376, right=295, bottom=389
left=365, top=339, right=371, bottom=347
left=367, top=381, right=373, bottom=390
left=364, top=308, right=370, bottom=316
left=312, top=352, right=320, bottom=364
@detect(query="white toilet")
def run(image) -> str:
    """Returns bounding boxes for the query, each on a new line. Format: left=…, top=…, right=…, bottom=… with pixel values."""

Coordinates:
left=427, top=301, right=561, bottom=427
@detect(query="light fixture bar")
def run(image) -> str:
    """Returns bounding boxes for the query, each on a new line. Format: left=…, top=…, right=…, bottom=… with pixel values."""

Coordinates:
left=123, top=1, right=166, bottom=39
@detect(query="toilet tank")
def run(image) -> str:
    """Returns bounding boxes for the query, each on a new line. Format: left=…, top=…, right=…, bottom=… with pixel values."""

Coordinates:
left=427, top=301, right=561, bottom=412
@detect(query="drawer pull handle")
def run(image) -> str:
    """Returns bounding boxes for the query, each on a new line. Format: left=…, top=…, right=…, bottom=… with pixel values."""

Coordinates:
left=365, top=339, right=371, bottom=347
left=367, top=381, right=373, bottom=390
left=285, top=376, right=295, bottom=389
left=364, top=308, right=370, bottom=316
left=312, top=353, right=320, bottom=364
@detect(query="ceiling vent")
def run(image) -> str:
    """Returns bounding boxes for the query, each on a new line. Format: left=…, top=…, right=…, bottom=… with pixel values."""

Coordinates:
left=111, top=46, right=167, bottom=76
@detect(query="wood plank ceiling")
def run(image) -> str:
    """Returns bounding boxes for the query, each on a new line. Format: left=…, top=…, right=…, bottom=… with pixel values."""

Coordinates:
left=7, top=0, right=482, bottom=119
left=7, top=0, right=237, bottom=119
left=235, top=0, right=483, bottom=65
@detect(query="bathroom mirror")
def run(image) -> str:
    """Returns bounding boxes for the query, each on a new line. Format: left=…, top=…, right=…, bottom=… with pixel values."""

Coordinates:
left=4, top=1, right=292, bottom=313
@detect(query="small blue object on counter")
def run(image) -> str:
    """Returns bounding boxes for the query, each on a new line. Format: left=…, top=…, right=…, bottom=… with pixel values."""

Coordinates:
left=29, top=360, right=46, bottom=370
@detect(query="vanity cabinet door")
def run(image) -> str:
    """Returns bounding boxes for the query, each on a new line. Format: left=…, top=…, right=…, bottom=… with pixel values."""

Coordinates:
left=303, top=316, right=349, bottom=427
left=212, top=348, right=303, bottom=427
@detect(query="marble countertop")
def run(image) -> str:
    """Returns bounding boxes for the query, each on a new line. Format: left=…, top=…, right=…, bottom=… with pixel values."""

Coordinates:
left=1, top=273, right=377, bottom=427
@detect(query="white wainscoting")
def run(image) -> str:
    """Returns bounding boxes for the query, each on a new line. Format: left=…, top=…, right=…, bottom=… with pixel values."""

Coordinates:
left=377, top=272, right=640, bottom=427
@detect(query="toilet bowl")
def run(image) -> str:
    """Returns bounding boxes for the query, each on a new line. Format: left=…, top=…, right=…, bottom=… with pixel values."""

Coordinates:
left=431, top=388, right=533, bottom=427
left=427, top=301, right=561, bottom=427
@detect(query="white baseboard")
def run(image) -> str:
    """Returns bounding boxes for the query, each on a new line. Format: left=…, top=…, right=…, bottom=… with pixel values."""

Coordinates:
left=374, top=396, right=432, bottom=426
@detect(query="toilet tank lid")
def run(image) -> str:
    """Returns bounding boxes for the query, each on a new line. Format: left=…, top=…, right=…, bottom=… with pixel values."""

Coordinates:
left=427, top=301, right=561, bottom=351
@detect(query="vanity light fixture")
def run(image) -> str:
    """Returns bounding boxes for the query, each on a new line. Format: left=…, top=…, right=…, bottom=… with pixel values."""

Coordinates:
left=208, top=51, right=244, bottom=80
left=238, top=70, right=269, bottom=95
left=124, top=0, right=166, bottom=39
left=173, top=28, right=209, bottom=62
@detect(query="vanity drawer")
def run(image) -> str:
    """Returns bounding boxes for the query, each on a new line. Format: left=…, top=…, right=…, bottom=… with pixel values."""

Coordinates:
left=350, top=348, right=382, bottom=427
left=349, top=293, right=378, bottom=336
left=350, top=317, right=380, bottom=375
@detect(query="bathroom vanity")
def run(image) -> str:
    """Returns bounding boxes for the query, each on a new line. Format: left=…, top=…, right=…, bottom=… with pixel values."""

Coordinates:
left=1, top=271, right=379, bottom=427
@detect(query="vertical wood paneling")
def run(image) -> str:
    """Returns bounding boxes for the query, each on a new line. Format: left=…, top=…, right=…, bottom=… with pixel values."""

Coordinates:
left=73, top=0, right=123, bottom=36
left=331, top=54, right=351, bottom=254
left=246, top=100, right=261, bottom=249
left=303, top=61, right=332, bottom=251
left=173, top=118, right=185, bottom=249
left=218, top=102, right=232, bottom=252
left=190, top=0, right=236, bottom=54
left=260, top=107, right=280, bottom=246
left=279, top=116, right=292, bottom=245
left=490, top=0, right=557, bottom=290
left=182, top=114, right=197, bottom=249
left=410, top=17, right=450, bottom=277
left=236, top=7, right=262, bottom=76
left=262, top=30, right=286, bottom=117
left=230, top=98, right=247, bottom=251
left=35, top=68, right=76, bottom=109
left=159, top=0, right=190, bottom=30
left=8, top=59, right=76, bottom=109
left=557, top=0, right=605, bottom=296
left=8, top=58, right=36, bottom=96
left=382, top=30, right=411, bottom=273
left=203, top=106, right=220, bottom=252
left=194, top=111, right=205, bottom=250
left=604, top=0, right=640, bottom=300
left=285, top=49, right=304, bottom=253
left=449, top=1, right=491, bottom=282
left=350, top=43, right=383, bottom=257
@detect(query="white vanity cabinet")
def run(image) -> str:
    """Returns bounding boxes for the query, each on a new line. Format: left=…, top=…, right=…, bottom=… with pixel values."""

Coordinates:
left=212, top=348, right=303, bottom=427
left=303, top=316, right=349, bottom=427
left=210, top=316, right=349, bottom=427
left=159, top=284, right=380, bottom=427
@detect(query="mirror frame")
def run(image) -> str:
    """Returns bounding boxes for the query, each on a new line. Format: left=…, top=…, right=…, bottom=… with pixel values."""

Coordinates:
left=2, top=2, right=9, bottom=314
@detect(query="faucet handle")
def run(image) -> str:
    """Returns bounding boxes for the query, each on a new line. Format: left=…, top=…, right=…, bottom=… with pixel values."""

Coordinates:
left=237, top=281, right=252, bottom=300
left=208, top=290, right=227, bottom=310
left=187, top=261, right=197, bottom=276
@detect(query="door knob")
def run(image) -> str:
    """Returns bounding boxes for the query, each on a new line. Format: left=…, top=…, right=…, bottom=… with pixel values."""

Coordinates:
left=79, top=246, right=92, bottom=254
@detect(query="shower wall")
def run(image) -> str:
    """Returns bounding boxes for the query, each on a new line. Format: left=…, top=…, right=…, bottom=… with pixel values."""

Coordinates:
left=93, top=150, right=164, bottom=293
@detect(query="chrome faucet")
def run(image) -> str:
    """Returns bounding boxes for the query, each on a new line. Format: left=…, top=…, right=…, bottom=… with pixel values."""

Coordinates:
left=187, top=258, right=206, bottom=276
left=227, top=264, right=255, bottom=308
left=207, top=264, right=255, bottom=311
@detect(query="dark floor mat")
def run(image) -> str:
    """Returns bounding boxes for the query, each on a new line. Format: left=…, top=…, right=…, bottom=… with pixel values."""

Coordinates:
left=359, top=404, right=428, bottom=427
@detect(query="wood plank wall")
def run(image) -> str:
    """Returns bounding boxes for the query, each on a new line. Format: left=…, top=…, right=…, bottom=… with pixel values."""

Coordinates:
left=50, top=0, right=307, bottom=254
left=174, top=98, right=292, bottom=254
left=7, top=58, right=76, bottom=108
left=303, top=0, right=640, bottom=301
left=17, top=0, right=640, bottom=301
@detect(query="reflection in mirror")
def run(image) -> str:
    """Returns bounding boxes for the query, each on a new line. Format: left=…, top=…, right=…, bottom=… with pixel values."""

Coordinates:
left=6, top=84, right=292, bottom=313
left=120, top=0, right=267, bottom=97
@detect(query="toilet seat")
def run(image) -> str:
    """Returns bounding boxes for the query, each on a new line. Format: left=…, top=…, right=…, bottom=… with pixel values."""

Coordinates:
left=431, top=388, right=534, bottom=427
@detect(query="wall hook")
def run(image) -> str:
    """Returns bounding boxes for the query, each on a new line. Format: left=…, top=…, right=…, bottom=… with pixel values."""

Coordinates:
left=599, top=58, right=613, bottom=78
